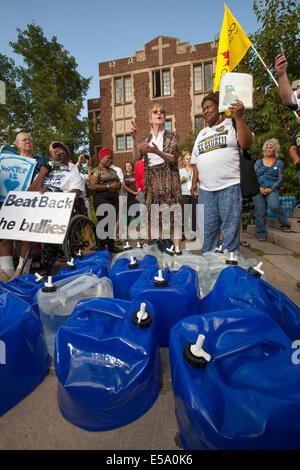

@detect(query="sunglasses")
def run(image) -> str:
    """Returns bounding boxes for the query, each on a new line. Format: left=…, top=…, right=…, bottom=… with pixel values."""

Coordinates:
left=53, top=150, right=67, bottom=155
left=152, top=109, right=166, bottom=114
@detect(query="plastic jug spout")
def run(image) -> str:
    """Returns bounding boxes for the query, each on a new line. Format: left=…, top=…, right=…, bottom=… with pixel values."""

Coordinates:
left=124, top=241, right=131, bottom=250
left=174, top=246, right=182, bottom=256
left=248, top=261, right=264, bottom=278
left=128, top=256, right=138, bottom=269
left=184, top=334, right=211, bottom=368
left=42, top=276, right=57, bottom=293
left=132, top=302, right=152, bottom=328
left=154, top=269, right=168, bottom=287
left=67, top=258, right=76, bottom=270
left=165, top=245, right=175, bottom=256
left=226, top=252, right=238, bottom=265
left=215, top=244, right=223, bottom=253
left=35, top=272, right=47, bottom=284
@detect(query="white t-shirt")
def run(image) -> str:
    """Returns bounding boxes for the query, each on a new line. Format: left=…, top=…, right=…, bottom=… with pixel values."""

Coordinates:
left=191, top=118, right=241, bottom=191
left=42, top=162, right=84, bottom=194
left=148, top=130, right=165, bottom=167
left=292, top=90, right=300, bottom=111
left=111, top=164, right=124, bottom=184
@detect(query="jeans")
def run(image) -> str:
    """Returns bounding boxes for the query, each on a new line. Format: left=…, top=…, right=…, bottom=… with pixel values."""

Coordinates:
left=252, top=191, right=291, bottom=238
left=198, top=183, right=242, bottom=253
left=182, top=194, right=197, bottom=233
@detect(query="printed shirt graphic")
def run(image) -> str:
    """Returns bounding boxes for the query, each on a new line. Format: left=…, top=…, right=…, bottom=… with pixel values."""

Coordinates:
left=191, top=118, right=240, bottom=191
left=43, top=162, right=84, bottom=194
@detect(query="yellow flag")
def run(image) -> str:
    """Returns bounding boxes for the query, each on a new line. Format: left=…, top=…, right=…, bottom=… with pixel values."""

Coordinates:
left=213, top=5, right=252, bottom=92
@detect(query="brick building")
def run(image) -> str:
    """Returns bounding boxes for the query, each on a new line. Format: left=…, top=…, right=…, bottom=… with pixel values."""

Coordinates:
left=88, top=35, right=218, bottom=169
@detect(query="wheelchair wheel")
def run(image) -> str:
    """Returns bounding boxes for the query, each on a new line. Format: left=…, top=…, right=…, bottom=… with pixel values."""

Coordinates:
left=62, top=215, right=97, bottom=260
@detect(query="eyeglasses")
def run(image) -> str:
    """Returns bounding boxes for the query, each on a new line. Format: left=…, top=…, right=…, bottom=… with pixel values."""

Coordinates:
left=53, top=150, right=67, bottom=156
left=152, top=109, right=166, bottom=115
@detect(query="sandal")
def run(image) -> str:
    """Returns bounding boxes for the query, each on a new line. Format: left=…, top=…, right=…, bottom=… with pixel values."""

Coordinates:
left=240, top=241, right=250, bottom=247
left=281, top=228, right=292, bottom=233
left=258, top=237, right=267, bottom=242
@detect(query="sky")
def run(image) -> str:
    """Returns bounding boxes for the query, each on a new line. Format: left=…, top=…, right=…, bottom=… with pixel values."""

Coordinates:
left=1, top=0, right=260, bottom=116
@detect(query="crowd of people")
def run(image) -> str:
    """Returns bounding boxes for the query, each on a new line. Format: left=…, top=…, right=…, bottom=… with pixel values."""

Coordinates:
left=0, top=52, right=299, bottom=282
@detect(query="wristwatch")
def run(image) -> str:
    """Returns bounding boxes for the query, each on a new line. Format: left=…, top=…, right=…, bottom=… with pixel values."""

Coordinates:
left=107, top=184, right=110, bottom=189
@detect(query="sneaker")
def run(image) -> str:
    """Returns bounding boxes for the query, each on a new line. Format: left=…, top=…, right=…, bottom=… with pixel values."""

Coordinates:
left=0, top=268, right=12, bottom=282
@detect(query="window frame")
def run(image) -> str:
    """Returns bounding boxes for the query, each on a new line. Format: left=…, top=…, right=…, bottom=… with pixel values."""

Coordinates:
left=152, top=68, right=171, bottom=98
left=193, top=61, right=214, bottom=93
left=114, top=75, right=132, bottom=105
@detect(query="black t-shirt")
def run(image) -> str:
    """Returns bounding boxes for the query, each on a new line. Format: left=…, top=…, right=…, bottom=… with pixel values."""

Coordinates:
left=291, top=129, right=300, bottom=171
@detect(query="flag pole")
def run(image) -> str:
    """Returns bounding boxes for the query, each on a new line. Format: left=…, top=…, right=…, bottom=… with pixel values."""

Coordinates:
left=251, top=44, right=298, bottom=117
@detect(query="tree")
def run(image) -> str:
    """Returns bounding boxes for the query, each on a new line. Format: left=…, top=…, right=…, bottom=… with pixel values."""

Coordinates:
left=0, top=54, right=29, bottom=146
left=0, top=22, right=91, bottom=159
left=237, top=0, right=300, bottom=196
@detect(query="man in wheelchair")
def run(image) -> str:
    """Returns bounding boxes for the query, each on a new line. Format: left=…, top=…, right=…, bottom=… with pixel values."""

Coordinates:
left=10, top=142, right=91, bottom=278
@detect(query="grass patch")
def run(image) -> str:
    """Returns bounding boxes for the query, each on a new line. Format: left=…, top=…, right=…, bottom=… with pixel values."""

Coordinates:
left=291, top=252, right=300, bottom=258
left=248, top=247, right=265, bottom=257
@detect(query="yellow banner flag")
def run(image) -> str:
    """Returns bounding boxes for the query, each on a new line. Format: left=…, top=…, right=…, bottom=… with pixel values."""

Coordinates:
left=213, top=5, right=252, bottom=92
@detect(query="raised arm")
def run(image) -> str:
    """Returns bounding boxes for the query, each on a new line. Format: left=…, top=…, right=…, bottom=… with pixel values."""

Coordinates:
left=275, top=54, right=295, bottom=106
left=229, top=100, right=253, bottom=150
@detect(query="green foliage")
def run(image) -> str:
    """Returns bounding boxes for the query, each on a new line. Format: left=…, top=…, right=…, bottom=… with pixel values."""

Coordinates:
left=0, top=22, right=91, bottom=160
left=236, top=0, right=300, bottom=197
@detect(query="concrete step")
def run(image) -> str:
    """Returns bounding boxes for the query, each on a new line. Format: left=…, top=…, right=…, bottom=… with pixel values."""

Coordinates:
left=247, top=224, right=300, bottom=252
left=295, top=207, right=300, bottom=218
left=266, top=217, right=300, bottom=233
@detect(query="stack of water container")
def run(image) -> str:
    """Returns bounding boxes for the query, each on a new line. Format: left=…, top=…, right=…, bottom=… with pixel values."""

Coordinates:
left=1, top=240, right=300, bottom=450
left=267, top=195, right=297, bottom=218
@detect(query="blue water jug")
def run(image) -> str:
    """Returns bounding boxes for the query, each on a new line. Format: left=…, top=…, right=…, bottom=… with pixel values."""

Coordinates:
left=200, top=265, right=300, bottom=341
left=130, top=266, right=201, bottom=347
left=0, top=274, right=46, bottom=316
left=0, top=293, right=50, bottom=416
left=36, top=273, right=113, bottom=357
left=55, top=297, right=160, bottom=431
left=110, top=254, right=159, bottom=300
left=169, top=309, right=300, bottom=450
left=54, top=250, right=112, bottom=281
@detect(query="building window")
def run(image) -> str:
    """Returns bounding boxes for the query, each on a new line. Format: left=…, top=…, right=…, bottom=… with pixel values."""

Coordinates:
left=114, top=76, right=132, bottom=104
left=204, top=62, right=213, bottom=91
left=126, top=134, right=133, bottom=149
left=195, top=116, right=204, bottom=131
left=152, top=69, right=171, bottom=97
left=193, top=65, right=202, bottom=92
left=95, top=111, right=101, bottom=132
left=116, top=134, right=133, bottom=151
left=165, top=119, right=172, bottom=131
left=116, top=135, right=125, bottom=150
left=193, top=62, right=214, bottom=92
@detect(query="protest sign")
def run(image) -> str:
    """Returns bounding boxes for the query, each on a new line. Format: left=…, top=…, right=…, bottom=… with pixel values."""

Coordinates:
left=0, top=191, right=75, bottom=244
left=0, top=154, right=37, bottom=202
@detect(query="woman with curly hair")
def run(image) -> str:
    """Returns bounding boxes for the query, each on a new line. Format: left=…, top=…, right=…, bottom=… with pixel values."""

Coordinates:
left=130, top=104, right=182, bottom=250
left=252, top=138, right=291, bottom=241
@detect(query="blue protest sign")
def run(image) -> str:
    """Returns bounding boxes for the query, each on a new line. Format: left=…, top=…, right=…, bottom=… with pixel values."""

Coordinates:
left=0, top=154, right=37, bottom=202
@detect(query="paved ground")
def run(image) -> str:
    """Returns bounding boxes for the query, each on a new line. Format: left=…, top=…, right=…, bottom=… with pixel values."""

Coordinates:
left=0, top=233, right=300, bottom=450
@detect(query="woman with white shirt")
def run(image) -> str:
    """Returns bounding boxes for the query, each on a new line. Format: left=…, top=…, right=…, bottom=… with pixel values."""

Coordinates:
left=179, top=152, right=197, bottom=240
left=191, top=92, right=253, bottom=253
left=130, top=104, right=182, bottom=250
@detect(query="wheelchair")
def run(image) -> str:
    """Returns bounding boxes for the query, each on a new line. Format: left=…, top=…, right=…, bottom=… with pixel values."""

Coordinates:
left=19, top=198, right=97, bottom=276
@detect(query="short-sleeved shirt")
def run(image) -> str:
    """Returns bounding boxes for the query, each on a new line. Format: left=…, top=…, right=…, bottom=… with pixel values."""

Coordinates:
left=42, top=162, right=84, bottom=193
left=179, top=168, right=194, bottom=195
left=291, top=128, right=300, bottom=171
left=91, top=166, right=120, bottom=186
left=191, top=118, right=241, bottom=191
left=124, top=173, right=137, bottom=201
